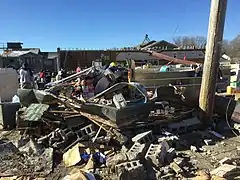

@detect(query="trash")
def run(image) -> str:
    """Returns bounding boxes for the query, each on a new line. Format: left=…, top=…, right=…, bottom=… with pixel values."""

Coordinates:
left=93, top=152, right=106, bottom=165
left=209, top=130, right=225, bottom=139
left=170, top=162, right=183, bottom=174
left=82, top=155, right=94, bottom=171
left=81, top=152, right=91, bottom=162
left=12, top=95, right=20, bottom=103
left=204, top=139, right=214, bottom=146
left=190, top=145, right=198, bottom=152
left=63, top=143, right=82, bottom=167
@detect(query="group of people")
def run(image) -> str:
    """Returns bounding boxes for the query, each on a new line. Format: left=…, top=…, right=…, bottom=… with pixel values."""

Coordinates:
left=72, top=76, right=95, bottom=101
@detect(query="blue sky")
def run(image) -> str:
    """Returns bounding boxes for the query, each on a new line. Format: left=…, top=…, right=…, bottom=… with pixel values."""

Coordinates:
left=0, top=0, right=239, bottom=51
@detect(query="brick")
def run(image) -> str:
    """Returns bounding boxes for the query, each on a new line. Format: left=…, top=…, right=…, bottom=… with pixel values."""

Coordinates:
left=132, top=130, right=154, bottom=144
left=145, top=143, right=168, bottom=167
left=127, top=142, right=147, bottom=160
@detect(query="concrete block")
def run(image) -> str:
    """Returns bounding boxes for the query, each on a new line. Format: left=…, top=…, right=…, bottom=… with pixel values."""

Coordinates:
left=116, top=160, right=146, bottom=179
left=113, top=93, right=127, bottom=109
left=145, top=143, right=168, bottom=167
left=132, top=130, right=154, bottom=144
left=127, top=142, right=147, bottom=160
left=157, top=135, right=179, bottom=147
left=80, top=124, right=95, bottom=137
left=167, top=116, right=201, bottom=134
left=211, top=164, right=237, bottom=178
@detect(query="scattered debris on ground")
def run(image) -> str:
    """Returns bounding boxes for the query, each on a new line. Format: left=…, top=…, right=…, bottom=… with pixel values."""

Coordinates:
left=1, top=68, right=240, bottom=180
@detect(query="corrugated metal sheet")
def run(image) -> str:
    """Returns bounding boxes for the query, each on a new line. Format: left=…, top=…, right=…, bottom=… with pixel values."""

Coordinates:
left=1, top=48, right=40, bottom=57
left=22, top=103, right=49, bottom=121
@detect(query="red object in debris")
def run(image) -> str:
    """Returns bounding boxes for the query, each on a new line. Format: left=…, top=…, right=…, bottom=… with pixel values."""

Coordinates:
left=184, top=55, right=186, bottom=60
left=40, top=72, right=45, bottom=78
left=76, top=67, right=81, bottom=73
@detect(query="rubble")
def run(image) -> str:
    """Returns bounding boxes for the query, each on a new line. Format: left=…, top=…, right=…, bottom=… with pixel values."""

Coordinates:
left=210, top=164, right=237, bottom=178
left=131, top=130, right=154, bottom=144
left=145, top=143, right=168, bottom=167
left=1, top=67, right=240, bottom=179
left=116, top=160, right=147, bottom=180
left=127, top=142, right=147, bottom=160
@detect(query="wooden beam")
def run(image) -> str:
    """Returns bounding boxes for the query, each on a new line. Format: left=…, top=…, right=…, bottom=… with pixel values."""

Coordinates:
left=199, top=0, right=228, bottom=126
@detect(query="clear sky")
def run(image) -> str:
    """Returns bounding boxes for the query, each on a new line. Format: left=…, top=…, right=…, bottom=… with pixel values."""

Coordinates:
left=0, top=0, right=239, bottom=51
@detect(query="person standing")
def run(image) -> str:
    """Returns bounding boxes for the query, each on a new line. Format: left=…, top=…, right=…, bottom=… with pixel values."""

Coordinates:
left=39, top=69, right=45, bottom=83
left=126, top=58, right=135, bottom=82
left=19, top=63, right=33, bottom=89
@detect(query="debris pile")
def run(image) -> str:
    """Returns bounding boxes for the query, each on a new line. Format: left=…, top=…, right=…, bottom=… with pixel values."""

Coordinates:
left=1, top=68, right=240, bottom=179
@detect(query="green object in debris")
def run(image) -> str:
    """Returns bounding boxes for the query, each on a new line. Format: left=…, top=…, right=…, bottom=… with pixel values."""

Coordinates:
left=159, top=65, right=169, bottom=72
left=230, top=81, right=240, bottom=88
left=22, top=103, right=49, bottom=121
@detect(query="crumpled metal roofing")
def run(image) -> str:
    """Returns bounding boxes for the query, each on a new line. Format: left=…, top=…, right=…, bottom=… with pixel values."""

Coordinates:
left=1, top=48, right=40, bottom=57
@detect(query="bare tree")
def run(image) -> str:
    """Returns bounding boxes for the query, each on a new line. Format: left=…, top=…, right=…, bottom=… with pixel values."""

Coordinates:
left=173, top=36, right=207, bottom=49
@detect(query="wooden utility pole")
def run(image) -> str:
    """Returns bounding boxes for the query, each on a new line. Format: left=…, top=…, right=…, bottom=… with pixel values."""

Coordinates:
left=199, top=0, right=227, bottom=126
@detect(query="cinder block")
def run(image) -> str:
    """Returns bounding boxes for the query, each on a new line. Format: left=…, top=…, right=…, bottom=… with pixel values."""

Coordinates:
left=113, top=93, right=127, bottom=109
left=132, top=130, right=154, bottom=144
left=116, top=160, right=146, bottom=179
left=127, top=142, right=147, bottom=160
left=167, top=117, right=201, bottom=134
left=80, top=124, right=95, bottom=136
left=145, top=143, right=168, bottom=167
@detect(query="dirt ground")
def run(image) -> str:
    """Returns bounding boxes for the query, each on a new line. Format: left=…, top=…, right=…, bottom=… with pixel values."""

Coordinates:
left=1, top=124, right=240, bottom=179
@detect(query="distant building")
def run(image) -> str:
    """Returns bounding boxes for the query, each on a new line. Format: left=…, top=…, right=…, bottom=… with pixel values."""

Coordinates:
left=116, top=40, right=205, bottom=65
left=57, top=39, right=205, bottom=70
left=1, top=46, right=43, bottom=71
left=0, top=42, right=59, bottom=72
left=41, top=52, right=58, bottom=71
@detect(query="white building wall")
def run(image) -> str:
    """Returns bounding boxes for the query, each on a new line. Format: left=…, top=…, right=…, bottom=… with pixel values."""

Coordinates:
left=0, top=68, right=18, bottom=102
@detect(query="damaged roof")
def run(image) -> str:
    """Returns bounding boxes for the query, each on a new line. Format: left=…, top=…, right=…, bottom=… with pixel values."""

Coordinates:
left=1, top=48, right=41, bottom=57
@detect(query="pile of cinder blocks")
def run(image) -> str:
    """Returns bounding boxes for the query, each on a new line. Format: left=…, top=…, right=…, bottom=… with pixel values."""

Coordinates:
left=113, top=130, right=176, bottom=179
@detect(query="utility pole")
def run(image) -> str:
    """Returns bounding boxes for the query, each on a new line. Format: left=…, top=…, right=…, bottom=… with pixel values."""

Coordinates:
left=199, top=0, right=227, bottom=126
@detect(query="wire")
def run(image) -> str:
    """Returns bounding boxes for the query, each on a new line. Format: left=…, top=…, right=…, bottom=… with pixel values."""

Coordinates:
left=225, top=98, right=239, bottom=137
